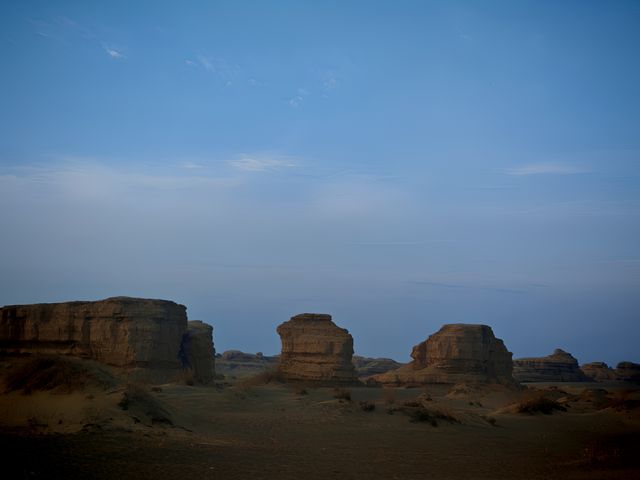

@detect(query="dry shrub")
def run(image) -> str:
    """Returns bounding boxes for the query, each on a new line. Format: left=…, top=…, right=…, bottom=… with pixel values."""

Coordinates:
left=293, top=385, right=308, bottom=395
left=118, top=384, right=173, bottom=425
left=333, top=388, right=351, bottom=402
left=581, top=439, right=621, bottom=466
left=236, top=369, right=280, bottom=391
left=359, top=400, right=376, bottom=412
left=481, top=415, right=497, bottom=426
left=516, top=396, right=566, bottom=415
left=403, top=400, right=422, bottom=408
left=604, top=390, right=640, bottom=411
left=4, top=356, right=114, bottom=394
left=407, top=406, right=459, bottom=426
left=381, top=387, right=396, bottom=406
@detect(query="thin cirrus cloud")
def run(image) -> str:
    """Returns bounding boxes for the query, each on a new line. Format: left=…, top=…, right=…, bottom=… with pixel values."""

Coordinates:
left=188, top=55, right=240, bottom=82
left=288, top=96, right=303, bottom=108
left=103, top=44, right=125, bottom=59
left=504, top=162, right=590, bottom=176
left=227, top=156, right=297, bottom=172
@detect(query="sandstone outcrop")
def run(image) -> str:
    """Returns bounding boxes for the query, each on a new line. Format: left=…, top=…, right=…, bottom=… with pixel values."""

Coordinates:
left=513, top=349, right=590, bottom=382
left=215, top=350, right=279, bottom=377
left=372, top=324, right=515, bottom=386
left=580, top=362, right=618, bottom=382
left=277, top=313, right=359, bottom=385
left=0, top=297, right=186, bottom=368
left=179, top=321, right=215, bottom=384
left=0, top=297, right=215, bottom=384
left=352, top=356, right=403, bottom=377
left=615, top=361, right=640, bottom=384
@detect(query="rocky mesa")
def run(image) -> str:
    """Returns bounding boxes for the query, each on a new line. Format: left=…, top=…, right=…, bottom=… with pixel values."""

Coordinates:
left=0, top=297, right=215, bottom=384
left=580, top=361, right=619, bottom=382
left=372, top=324, right=516, bottom=386
left=513, top=349, right=590, bottom=382
left=276, top=313, right=359, bottom=385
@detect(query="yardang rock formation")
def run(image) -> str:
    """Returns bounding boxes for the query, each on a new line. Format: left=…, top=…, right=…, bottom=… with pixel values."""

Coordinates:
left=581, top=362, right=618, bottom=382
left=180, top=320, right=216, bottom=384
left=513, top=349, right=589, bottom=383
left=372, top=324, right=516, bottom=386
left=276, top=313, right=359, bottom=385
left=0, top=297, right=215, bottom=384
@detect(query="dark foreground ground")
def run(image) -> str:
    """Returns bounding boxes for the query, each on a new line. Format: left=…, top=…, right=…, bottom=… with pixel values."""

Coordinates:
left=1, top=358, right=639, bottom=480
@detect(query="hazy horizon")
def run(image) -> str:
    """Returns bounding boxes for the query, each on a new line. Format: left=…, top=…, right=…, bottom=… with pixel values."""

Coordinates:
left=1, top=1, right=639, bottom=366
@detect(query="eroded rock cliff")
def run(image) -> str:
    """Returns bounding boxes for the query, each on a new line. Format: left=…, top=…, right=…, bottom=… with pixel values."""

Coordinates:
left=513, top=349, right=590, bottom=382
left=0, top=297, right=187, bottom=370
left=372, top=324, right=515, bottom=386
left=580, top=362, right=618, bottom=382
left=179, top=320, right=215, bottom=385
left=277, top=313, right=359, bottom=385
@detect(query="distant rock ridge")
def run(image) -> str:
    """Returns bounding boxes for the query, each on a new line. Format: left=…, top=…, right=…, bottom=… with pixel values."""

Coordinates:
left=352, top=355, right=403, bottom=377
left=615, top=361, right=640, bottom=383
left=277, top=313, right=359, bottom=385
left=0, top=297, right=215, bottom=384
left=215, top=350, right=279, bottom=377
left=513, top=349, right=590, bottom=382
left=580, top=362, right=618, bottom=382
left=372, top=324, right=516, bottom=386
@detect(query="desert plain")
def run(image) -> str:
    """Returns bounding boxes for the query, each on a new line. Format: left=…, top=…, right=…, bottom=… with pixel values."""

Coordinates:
left=0, top=299, right=639, bottom=480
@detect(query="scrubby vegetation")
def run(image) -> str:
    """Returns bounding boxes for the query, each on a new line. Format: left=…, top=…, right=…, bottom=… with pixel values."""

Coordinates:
left=516, top=396, right=566, bottom=415
left=406, top=406, right=459, bottom=426
left=359, top=400, right=375, bottom=412
left=3, top=356, right=114, bottom=394
left=118, top=384, right=173, bottom=425
left=332, top=388, right=351, bottom=401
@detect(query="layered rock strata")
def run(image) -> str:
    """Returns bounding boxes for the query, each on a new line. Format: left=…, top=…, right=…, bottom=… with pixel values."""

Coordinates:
left=615, top=361, right=640, bottom=383
left=372, top=324, right=515, bottom=386
left=0, top=297, right=187, bottom=369
left=580, top=362, right=618, bottom=382
left=0, top=297, right=216, bottom=384
left=352, top=356, right=403, bottom=377
left=277, top=313, right=359, bottom=385
left=513, top=349, right=590, bottom=382
left=179, top=320, right=216, bottom=384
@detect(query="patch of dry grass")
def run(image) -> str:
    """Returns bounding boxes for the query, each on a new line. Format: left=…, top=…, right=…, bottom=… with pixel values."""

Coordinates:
left=359, top=400, right=375, bottom=412
left=3, top=356, right=114, bottom=394
left=118, top=384, right=173, bottom=425
left=516, top=396, right=566, bottom=415
left=405, top=405, right=460, bottom=426
left=333, top=388, right=351, bottom=402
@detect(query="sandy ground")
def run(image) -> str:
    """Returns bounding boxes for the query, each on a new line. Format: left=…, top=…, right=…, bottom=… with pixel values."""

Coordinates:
left=1, top=357, right=639, bottom=480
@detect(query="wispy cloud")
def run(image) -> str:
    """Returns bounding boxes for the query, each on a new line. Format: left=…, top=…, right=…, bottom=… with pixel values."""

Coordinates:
left=103, top=44, right=125, bottom=59
left=228, top=156, right=297, bottom=172
left=504, top=162, right=590, bottom=176
left=30, top=16, right=96, bottom=43
left=410, top=280, right=527, bottom=294
left=190, top=55, right=240, bottom=82
left=0, top=161, right=241, bottom=201
left=288, top=96, right=303, bottom=108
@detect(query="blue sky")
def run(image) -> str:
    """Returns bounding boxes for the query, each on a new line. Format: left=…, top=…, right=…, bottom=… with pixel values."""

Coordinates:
left=1, top=1, right=639, bottom=365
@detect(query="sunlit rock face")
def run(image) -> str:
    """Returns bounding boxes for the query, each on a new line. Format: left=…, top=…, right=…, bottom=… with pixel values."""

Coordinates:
left=513, top=349, right=590, bottom=382
left=581, top=362, right=618, bottom=382
left=372, top=324, right=516, bottom=386
left=352, top=356, right=403, bottom=377
left=277, top=313, right=359, bottom=385
left=0, top=297, right=187, bottom=369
